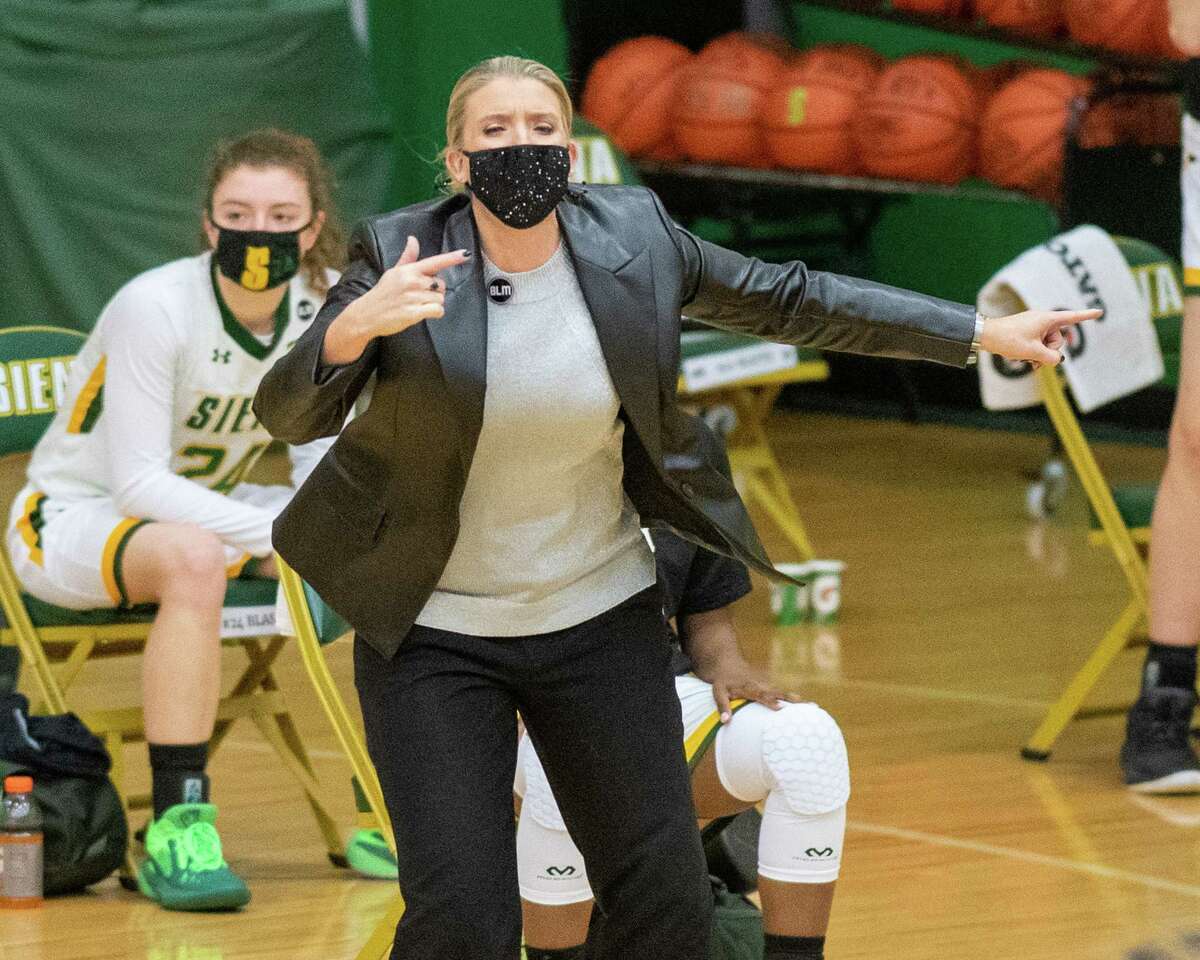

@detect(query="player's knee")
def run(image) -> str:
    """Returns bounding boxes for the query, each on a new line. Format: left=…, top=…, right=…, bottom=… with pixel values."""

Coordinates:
left=762, top=702, right=850, bottom=816
left=157, top=526, right=227, bottom=596
left=516, top=736, right=567, bottom=831
left=716, top=701, right=850, bottom=814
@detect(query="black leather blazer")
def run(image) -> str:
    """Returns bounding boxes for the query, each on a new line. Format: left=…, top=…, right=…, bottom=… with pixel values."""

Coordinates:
left=254, top=184, right=974, bottom=657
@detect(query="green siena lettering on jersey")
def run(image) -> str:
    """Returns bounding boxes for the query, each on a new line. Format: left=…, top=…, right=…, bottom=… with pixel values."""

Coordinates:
left=185, top=395, right=260, bottom=434
left=178, top=442, right=268, bottom=494
left=1131, top=263, right=1184, bottom=321
left=0, top=357, right=72, bottom=418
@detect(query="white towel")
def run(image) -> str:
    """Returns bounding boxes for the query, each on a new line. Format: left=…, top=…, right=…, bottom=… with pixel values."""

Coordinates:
left=977, top=225, right=1163, bottom=413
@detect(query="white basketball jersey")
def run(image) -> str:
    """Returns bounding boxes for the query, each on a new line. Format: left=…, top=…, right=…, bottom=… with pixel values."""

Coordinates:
left=26, top=252, right=334, bottom=554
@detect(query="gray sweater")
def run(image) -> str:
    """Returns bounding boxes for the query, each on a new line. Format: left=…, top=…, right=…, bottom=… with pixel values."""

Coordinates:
left=415, top=243, right=656, bottom=637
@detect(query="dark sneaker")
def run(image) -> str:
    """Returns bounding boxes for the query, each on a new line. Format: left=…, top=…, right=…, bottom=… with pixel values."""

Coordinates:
left=1120, top=688, right=1200, bottom=794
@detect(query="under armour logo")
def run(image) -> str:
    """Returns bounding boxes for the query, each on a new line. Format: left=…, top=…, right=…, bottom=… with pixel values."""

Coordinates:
left=212, top=349, right=231, bottom=364
left=804, top=847, right=835, bottom=858
left=545, top=865, right=576, bottom=876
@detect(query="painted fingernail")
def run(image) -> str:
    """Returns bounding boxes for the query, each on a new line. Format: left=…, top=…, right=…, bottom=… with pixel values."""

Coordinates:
left=430, top=281, right=439, bottom=291
left=460, top=249, right=472, bottom=258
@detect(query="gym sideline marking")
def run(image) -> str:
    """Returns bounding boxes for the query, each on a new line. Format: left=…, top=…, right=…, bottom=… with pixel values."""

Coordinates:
left=848, top=820, right=1200, bottom=899
left=784, top=674, right=1051, bottom=711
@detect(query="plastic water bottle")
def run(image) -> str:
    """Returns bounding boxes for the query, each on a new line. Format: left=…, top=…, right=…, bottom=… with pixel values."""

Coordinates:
left=0, top=775, right=43, bottom=907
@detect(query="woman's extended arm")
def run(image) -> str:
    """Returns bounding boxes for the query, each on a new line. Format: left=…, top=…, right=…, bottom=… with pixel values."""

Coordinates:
left=649, top=190, right=1091, bottom=367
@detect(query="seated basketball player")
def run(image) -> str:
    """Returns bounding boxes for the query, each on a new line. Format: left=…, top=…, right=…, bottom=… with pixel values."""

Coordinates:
left=5, top=129, right=342, bottom=910
left=514, top=528, right=847, bottom=960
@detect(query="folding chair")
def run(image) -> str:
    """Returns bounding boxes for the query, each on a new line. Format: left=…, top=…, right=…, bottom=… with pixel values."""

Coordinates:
left=1021, top=238, right=1188, bottom=759
left=0, top=325, right=347, bottom=882
left=277, top=558, right=401, bottom=960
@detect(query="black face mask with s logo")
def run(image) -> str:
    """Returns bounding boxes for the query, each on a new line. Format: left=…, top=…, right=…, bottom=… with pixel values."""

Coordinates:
left=213, top=224, right=307, bottom=291
left=464, top=144, right=571, bottom=229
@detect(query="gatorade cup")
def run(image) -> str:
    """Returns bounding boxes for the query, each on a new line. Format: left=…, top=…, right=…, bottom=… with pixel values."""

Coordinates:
left=808, top=560, right=845, bottom=625
left=770, top=562, right=812, bottom=626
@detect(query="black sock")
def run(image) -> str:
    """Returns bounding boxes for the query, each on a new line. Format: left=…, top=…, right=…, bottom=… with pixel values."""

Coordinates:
left=764, top=933, right=825, bottom=960
left=149, top=742, right=210, bottom=819
left=523, top=948, right=584, bottom=960
left=1141, top=642, right=1198, bottom=693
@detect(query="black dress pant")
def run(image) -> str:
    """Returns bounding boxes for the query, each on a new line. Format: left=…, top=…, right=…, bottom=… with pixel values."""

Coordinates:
left=353, top=585, right=712, bottom=960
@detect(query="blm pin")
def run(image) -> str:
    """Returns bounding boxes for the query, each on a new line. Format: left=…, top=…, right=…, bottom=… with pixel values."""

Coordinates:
left=488, top=277, right=513, bottom=304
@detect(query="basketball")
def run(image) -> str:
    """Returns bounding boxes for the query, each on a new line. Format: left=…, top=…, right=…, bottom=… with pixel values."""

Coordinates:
left=852, top=55, right=981, bottom=184
left=891, top=0, right=969, bottom=14
left=761, top=45, right=884, bottom=174
left=975, top=0, right=1064, bottom=37
left=699, top=30, right=795, bottom=64
left=673, top=39, right=787, bottom=166
left=1064, top=0, right=1163, bottom=55
left=979, top=69, right=1090, bottom=199
left=581, top=36, right=693, bottom=158
left=979, top=58, right=1040, bottom=97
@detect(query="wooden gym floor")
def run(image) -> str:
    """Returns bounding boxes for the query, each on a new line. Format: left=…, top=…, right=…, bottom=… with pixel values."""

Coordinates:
left=6, top=411, right=1198, bottom=960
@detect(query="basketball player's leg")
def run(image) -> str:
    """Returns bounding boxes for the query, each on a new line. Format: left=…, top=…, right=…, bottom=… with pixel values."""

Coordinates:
left=121, top=521, right=229, bottom=743
left=1122, top=106, right=1200, bottom=792
left=5, top=495, right=249, bottom=908
left=516, top=676, right=849, bottom=959
left=690, top=745, right=837, bottom=939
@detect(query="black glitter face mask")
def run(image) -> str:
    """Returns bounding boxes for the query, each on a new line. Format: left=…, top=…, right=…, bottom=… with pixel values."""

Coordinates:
left=464, top=144, right=570, bottom=229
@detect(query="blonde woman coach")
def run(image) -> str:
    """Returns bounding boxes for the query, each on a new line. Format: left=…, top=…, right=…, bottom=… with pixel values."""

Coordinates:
left=254, top=56, right=1095, bottom=960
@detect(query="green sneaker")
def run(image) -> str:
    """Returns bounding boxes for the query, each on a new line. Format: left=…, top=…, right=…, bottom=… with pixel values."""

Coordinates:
left=345, top=828, right=398, bottom=880
left=136, top=803, right=250, bottom=911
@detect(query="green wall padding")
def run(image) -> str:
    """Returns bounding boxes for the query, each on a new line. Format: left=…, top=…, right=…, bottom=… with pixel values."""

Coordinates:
left=0, top=0, right=393, bottom=332
left=367, top=0, right=569, bottom=208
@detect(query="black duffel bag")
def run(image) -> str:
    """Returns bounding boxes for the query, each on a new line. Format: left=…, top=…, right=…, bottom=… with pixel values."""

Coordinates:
left=0, top=693, right=127, bottom=894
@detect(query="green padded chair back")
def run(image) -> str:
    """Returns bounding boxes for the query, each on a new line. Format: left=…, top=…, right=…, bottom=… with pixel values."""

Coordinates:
left=1113, top=236, right=1184, bottom=390
left=571, top=117, right=643, bottom=187
left=0, top=327, right=86, bottom=457
left=304, top=580, right=351, bottom=646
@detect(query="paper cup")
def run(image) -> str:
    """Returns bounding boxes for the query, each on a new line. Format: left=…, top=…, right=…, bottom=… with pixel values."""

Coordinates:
left=770, top=562, right=812, bottom=626
left=808, top=560, right=845, bottom=624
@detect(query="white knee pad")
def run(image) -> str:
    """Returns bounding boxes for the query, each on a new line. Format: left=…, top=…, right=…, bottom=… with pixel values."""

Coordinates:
left=514, top=736, right=593, bottom=905
left=515, top=734, right=567, bottom=831
left=714, top=702, right=850, bottom=883
left=758, top=795, right=846, bottom=883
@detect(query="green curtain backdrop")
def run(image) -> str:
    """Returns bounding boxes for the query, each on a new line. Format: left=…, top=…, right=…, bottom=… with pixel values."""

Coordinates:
left=0, top=0, right=394, bottom=331
left=366, top=0, right=569, bottom=208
